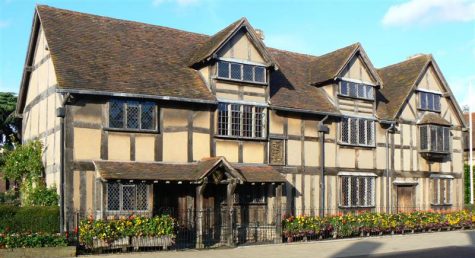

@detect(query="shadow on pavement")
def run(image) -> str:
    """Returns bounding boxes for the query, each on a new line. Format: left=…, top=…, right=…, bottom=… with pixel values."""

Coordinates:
left=330, top=241, right=382, bottom=258
left=465, top=230, right=475, bottom=245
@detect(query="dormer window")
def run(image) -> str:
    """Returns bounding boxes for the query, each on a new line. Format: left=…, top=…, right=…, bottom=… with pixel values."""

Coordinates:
left=418, top=91, right=441, bottom=112
left=339, top=80, right=374, bottom=100
left=217, top=61, right=266, bottom=84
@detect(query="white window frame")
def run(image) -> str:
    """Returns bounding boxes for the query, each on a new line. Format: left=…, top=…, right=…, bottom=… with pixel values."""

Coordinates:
left=106, top=182, right=149, bottom=212
left=216, top=60, right=267, bottom=84
left=430, top=175, right=453, bottom=205
left=338, top=173, right=376, bottom=208
left=339, top=117, right=375, bottom=147
left=419, top=125, right=451, bottom=153
left=108, top=99, right=157, bottom=131
left=217, top=102, right=267, bottom=139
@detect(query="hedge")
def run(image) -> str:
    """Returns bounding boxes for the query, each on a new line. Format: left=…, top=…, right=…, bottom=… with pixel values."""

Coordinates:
left=0, top=233, right=67, bottom=249
left=0, top=205, right=60, bottom=234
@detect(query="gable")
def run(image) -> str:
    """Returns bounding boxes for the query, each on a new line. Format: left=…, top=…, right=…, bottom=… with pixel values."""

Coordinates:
left=416, top=65, right=444, bottom=92
left=217, top=29, right=265, bottom=64
left=340, top=55, right=377, bottom=84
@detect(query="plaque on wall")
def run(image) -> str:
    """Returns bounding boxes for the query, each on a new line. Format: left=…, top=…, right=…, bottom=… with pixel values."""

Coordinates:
left=269, top=139, right=285, bottom=165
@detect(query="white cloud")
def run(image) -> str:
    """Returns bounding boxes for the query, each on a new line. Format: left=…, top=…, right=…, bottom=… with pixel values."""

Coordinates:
left=152, top=0, right=199, bottom=7
left=382, top=0, right=475, bottom=27
left=448, top=75, right=475, bottom=111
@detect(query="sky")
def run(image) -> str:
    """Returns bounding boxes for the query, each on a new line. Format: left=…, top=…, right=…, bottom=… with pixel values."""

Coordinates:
left=0, top=0, right=474, bottom=109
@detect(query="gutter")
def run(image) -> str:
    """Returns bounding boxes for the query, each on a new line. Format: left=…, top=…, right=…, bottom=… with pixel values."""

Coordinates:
left=271, top=106, right=341, bottom=117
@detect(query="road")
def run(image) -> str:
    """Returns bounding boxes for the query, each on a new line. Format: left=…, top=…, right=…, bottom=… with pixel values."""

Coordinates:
left=353, top=246, right=475, bottom=258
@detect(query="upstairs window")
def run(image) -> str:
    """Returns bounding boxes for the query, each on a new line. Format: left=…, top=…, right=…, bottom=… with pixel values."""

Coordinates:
left=109, top=99, right=156, bottom=130
left=419, top=91, right=441, bottom=112
left=419, top=125, right=450, bottom=153
left=217, top=102, right=266, bottom=139
left=340, top=117, right=375, bottom=147
left=339, top=80, right=374, bottom=100
left=217, top=61, right=266, bottom=84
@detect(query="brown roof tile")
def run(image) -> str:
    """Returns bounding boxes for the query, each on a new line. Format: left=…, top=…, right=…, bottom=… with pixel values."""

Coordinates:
left=418, top=112, right=452, bottom=126
left=376, top=55, right=431, bottom=120
left=37, top=5, right=215, bottom=102
left=309, top=43, right=359, bottom=84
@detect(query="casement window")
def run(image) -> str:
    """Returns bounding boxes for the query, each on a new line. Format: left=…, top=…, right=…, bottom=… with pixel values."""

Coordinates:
left=217, top=102, right=266, bottom=139
left=340, top=175, right=376, bottom=208
left=217, top=61, right=266, bottom=84
left=431, top=177, right=452, bottom=205
left=419, top=91, right=441, bottom=112
left=340, top=117, right=375, bottom=147
left=419, top=125, right=450, bottom=153
left=109, top=99, right=156, bottom=130
left=107, top=182, right=148, bottom=212
left=339, top=80, right=374, bottom=100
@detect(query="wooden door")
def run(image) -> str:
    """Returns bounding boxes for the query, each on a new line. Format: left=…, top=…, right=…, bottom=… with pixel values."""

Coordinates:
left=397, top=186, right=415, bottom=213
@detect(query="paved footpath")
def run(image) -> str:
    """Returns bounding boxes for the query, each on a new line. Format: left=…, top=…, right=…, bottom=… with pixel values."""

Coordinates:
left=83, top=230, right=475, bottom=258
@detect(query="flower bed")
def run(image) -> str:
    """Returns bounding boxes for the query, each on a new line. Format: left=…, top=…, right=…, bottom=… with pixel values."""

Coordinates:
left=0, top=232, right=68, bottom=248
left=282, top=210, right=475, bottom=241
left=79, top=214, right=176, bottom=250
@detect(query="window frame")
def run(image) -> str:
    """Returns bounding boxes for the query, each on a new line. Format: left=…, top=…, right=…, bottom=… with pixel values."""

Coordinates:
left=216, top=60, right=267, bottom=85
left=339, top=175, right=376, bottom=208
left=106, top=182, right=149, bottom=213
left=418, top=91, right=442, bottom=112
left=338, top=80, right=375, bottom=101
left=339, top=117, right=376, bottom=147
left=419, top=124, right=451, bottom=154
left=107, top=99, right=158, bottom=133
left=431, top=177, right=452, bottom=206
left=217, top=102, right=267, bottom=140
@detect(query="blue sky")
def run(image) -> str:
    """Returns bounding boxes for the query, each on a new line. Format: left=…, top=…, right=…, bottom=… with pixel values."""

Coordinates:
left=0, top=0, right=474, bottom=108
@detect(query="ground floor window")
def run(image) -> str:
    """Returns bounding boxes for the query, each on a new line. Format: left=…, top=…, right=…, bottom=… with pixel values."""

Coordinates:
left=432, top=177, right=452, bottom=205
left=107, top=182, right=149, bottom=212
left=339, top=174, right=376, bottom=208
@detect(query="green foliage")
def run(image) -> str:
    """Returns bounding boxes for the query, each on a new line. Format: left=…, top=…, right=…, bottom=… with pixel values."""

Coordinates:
left=23, top=185, right=59, bottom=206
left=282, top=210, right=474, bottom=239
left=79, top=215, right=176, bottom=247
left=464, top=164, right=474, bottom=204
left=0, top=205, right=60, bottom=234
left=0, top=233, right=67, bottom=249
left=2, top=140, right=43, bottom=182
left=0, top=190, right=20, bottom=206
left=0, top=92, right=19, bottom=147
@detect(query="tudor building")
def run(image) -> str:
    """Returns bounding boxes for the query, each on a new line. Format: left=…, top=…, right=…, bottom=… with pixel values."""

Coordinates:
left=16, top=5, right=467, bottom=245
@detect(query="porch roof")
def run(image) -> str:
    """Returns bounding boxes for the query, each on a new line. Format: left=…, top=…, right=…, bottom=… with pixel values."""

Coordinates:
left=94, top=157, right=285, bottom=183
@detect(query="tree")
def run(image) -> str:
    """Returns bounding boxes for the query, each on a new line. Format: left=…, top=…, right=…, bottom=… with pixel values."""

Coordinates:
left=0, top=92, right=20, bottom=148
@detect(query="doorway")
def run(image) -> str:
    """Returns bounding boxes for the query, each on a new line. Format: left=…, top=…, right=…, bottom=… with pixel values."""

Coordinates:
left=396, top=185, right=415, bottom=212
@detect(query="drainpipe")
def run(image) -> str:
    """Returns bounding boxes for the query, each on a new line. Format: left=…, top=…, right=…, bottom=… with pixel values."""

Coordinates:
left=385, top=123, right=396, bottom=214
left=319, top=116, right=330, bottom=217
left=56, top=93, right=70, bottom=234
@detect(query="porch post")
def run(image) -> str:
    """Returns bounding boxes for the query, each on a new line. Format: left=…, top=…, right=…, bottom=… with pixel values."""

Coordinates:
left=226, top=179, right=237, bottom=247
left=274, top=183, right=283, bottom=244
left=195, top=183, right=206, bottom=249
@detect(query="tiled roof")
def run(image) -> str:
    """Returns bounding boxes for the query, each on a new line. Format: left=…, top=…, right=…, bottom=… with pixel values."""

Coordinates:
left=418, top=112, right=452, bottom=126
left=309, top=43, right=359, bottom=85
left=376, top=55, right=431, bottom=120
left=36, top=5, right=215, bottom=102
left=95, top=157, right=285, bottom=183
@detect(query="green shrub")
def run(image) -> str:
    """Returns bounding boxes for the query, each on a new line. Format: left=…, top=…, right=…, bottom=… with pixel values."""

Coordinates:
left=0, top=205, right=59, bottom=234
left=25, top=185, right=59, bottom=206
left=0, top=190, right=20, bottom=205
left=0, top=233, right=67, bottom=248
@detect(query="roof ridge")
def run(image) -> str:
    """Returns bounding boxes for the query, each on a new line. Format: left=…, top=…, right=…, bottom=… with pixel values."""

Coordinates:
left=377, top=54, right=431, bottom=71
left=314, top=42, right=360, bottom=60
left=36, top=4, right=211, bottom=38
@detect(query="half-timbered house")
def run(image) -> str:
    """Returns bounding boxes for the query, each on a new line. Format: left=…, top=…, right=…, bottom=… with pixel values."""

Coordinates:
left=16, top=5, right=467, bottom=246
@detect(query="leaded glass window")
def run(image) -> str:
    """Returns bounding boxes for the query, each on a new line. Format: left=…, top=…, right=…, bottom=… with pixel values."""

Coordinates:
left=217, top=61, right=267, bottom=84
left=108, top=100, right=156, bottom=131
left=419, top=125, right=450, bottom=153
left=216, top=102, right=267, bottom=139
left=340, top=117, right=375, bottom=147
left=339, top=80, right=374, bottom=100
left=432, top=178, right=452, bottom=205
left=107, top=182, right=148, bottom=211
left=419, top=91, right=441, bottom=112
left=340, top=176, right=375, bottom=207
